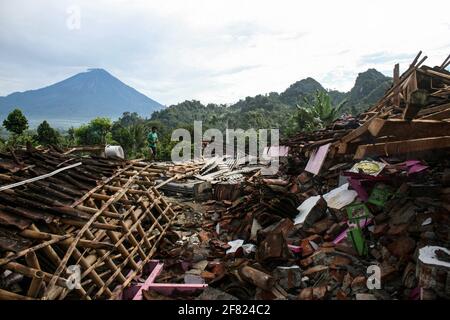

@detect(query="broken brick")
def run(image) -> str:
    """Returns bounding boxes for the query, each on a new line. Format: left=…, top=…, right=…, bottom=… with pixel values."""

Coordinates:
left=387, top=237, right=416, bottom=257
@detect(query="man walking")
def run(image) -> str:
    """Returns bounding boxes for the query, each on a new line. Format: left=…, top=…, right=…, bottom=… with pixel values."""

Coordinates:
left=147, top=126, right=158, bottom=161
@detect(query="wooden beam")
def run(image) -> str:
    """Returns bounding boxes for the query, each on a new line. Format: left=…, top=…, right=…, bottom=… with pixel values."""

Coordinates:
left=424, top=69, right=450, bottom=81
left=417, top=103, right=450, bottom=117
left=354, top=136, right=450, bottom=159
left=439, top=53, right=450, bottom=70
left=339, top=121, right=371, bottom=144
left=393, top=63, right=400, bottom=106
left=420, top=107, right=450, bottom=120
left=368, top=119, right=450, bottom=139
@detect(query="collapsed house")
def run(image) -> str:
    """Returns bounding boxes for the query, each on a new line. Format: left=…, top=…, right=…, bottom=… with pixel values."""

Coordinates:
left=151, top=52, right=450, bottom=300
left=1, top=51, right=449, bottom=301
left=0, top=145, right=204, bottom=300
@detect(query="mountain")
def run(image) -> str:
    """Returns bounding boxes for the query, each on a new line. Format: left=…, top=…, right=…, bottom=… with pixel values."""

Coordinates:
left=278, top=69, right=392, bottom=112
left=0, top=68, right=163, bottom=127
left=279, top=77, right=351, bottom=106
left=280, top=77, right=325, bottom=105
left=150, top=68, right=392, bottom=135
left=345, top=69, right=392, bottom=113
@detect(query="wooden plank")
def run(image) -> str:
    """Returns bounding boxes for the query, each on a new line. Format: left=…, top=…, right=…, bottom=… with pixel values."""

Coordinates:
left=440, top=53, right=450, bottom=70
left=417, top=103, right=450, bottom=116
left=420, top=108, right=450, bottom=120
left=424, top=69, right=450, bottom=81
left=393, top=63, right=400, bottom=106
left=339, top=120, right=372, bottom=144
left=368, top=119, right=450, bottom=139
left=354, top=136, right=450, bottom=159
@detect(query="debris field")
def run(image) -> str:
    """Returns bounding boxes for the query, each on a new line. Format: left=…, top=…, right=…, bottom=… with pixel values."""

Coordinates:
left=1, top=52, right=450, bottom=300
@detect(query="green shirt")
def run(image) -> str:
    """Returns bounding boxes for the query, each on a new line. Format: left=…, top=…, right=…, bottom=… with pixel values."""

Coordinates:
left=147, top=132, right=158, bottom=148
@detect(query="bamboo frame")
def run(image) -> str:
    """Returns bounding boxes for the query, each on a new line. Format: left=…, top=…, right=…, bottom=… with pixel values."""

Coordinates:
left=0, top=159, right=188, bottom=300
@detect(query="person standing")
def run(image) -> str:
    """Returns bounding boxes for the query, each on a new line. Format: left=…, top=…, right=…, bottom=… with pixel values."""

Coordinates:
left=147, top=126, right=158, bottom=161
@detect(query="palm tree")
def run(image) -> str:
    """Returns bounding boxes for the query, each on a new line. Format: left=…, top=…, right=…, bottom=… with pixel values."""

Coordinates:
left=129, top=123, right=147, bottom=153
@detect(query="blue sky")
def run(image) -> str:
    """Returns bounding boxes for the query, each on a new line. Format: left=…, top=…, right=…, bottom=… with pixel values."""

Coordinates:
left=0, top=0, right=449, bottom=105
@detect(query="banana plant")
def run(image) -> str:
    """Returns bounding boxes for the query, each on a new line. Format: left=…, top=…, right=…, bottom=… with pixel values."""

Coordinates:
left=295, top=90, right=347, bottom=131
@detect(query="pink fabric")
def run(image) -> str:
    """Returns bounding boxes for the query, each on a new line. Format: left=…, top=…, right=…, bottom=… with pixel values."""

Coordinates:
left=405, top=160, right=421, bottom=167
left=288, top=244, right=302, bottom=253
left=408, top=164, right=428, bottom=175
left=410, top=287, right=420, bottom=300
left=395, top=160, right=428, bottom=175
left=347, top=177, right=369, bottom=201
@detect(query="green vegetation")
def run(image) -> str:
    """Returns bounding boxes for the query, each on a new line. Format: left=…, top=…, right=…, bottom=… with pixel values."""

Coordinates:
left=3, top=108, right=28, bottom=135
left=74, top=117, right=112, bottom=145
left=36, top=120, right=60, bottom=145
left=343, top=69, right=392, bottom=114
left=111, top=112, right=147, bottom=158
left=1, top=108, right=32, bottom=148
left=0, top=69, right=391, bottom=160
left=292, top=91, right=347, bottom=132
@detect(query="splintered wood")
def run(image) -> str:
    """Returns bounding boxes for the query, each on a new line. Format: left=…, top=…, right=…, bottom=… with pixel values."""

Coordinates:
left=285, top=52, right=450, bottom=163
left=0, top=150, right=179, bottom=300
left=348, top=52, right=450, bottom=159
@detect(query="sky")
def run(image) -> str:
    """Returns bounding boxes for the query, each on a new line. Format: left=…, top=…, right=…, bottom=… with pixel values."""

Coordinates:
left=0, top=0, right=449, bottom=106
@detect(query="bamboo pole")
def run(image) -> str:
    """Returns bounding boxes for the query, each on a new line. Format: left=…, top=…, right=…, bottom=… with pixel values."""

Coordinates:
left=44, top=166, right=152, bottom=298
left=105, top=200, right=147, bottom=261
left=25, top=251, right=40, bottom=270
left=60, top=218, right=122, bottom=231
left=0, top=288, right=34, bottom=300
left=4, top=261, right=68, bottom=288
left=71, top=164, right=134, bottom=207
left=109, top=210, right=178, bottom=299
left=0, top=234, right=71, bottom=266
left=76, top=204, right=124, bottom=219
left=27, top=270, right=44, bottom=298
left=80, top=203, right=157, bottom=279
left=20, top=229, right=114, bottom=250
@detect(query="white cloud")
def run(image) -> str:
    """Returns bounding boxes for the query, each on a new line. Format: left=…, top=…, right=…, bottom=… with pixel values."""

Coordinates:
left=0, top=0, right=449, bottom=105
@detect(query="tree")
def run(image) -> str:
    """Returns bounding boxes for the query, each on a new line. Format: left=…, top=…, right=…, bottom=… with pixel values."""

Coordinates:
left=67, top=127, right=75, bottom=145
left=36, top=120, right=60, bottom=145
left=74, top=117, right=112, bottom=145
left=116, top=112, right=144, bottom=127
left=111, top=125, right=133, bottom=155
left=3, top=109, right=28, bottom=135
left=111, top=113, right=146, bottom=157
left=90, top=117, right=112, bottom=144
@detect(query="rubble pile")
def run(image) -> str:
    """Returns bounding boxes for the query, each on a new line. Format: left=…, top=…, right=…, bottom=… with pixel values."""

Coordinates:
left=147, top=53, right=450, bottom=300
left=1, top=52, right=449, bottom=301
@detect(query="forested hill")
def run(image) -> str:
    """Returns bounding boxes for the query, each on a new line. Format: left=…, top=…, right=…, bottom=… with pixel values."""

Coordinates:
left=150, top=69, right=392, bottom=134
